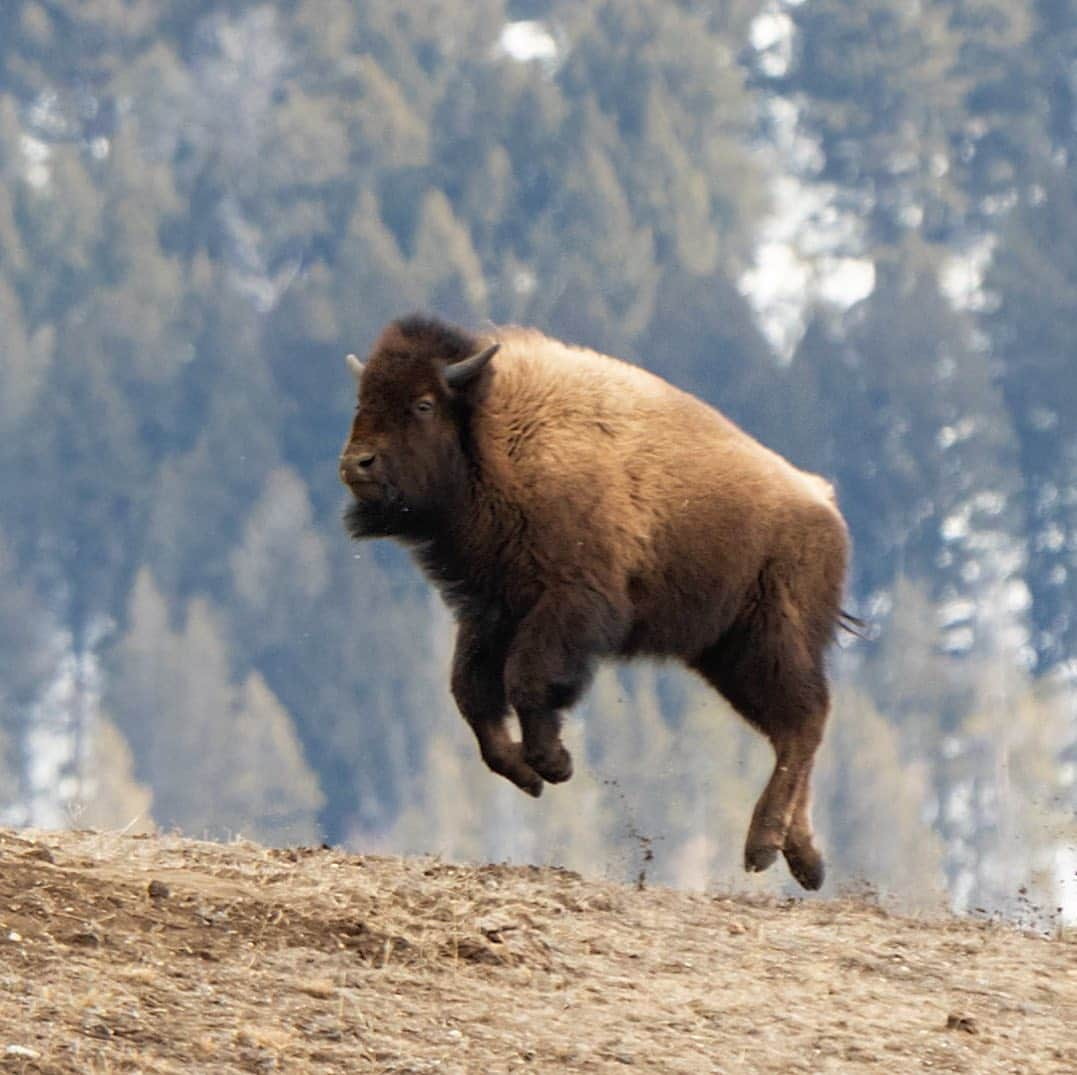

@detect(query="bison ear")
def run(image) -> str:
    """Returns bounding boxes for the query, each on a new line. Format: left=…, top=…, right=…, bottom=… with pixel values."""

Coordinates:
left=444, top=343, right=499, bottom=389
left=345, top=353, right=365, bottom=382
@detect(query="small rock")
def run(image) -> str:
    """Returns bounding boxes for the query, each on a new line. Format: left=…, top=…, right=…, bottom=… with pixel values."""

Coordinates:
left=147, top=880, right=170, bottom=901
left=945, top=1014, right=978, bottom=1035
left=5, top=1045, right=39, bottom=1059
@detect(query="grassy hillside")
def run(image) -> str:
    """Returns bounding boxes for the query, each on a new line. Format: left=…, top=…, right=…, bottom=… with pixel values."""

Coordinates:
left=0, top=829, right=1072, bottom=1073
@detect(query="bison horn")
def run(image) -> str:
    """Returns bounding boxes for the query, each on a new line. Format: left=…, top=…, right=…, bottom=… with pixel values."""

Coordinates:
left=346, top=353, right=365, bottom=382
left=445, top=342, right=500, bottom=387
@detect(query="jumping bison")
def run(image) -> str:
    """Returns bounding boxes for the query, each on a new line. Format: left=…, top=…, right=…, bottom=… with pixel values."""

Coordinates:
left=339, top=315, right=852, bottom=889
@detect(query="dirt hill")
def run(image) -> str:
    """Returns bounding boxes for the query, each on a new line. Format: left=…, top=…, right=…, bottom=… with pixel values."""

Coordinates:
left=0, top=828, right=1072, bottom=1074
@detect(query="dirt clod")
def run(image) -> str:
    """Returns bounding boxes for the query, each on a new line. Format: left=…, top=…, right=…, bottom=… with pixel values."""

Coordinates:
left=22, top=845, right=54, bottom=864
left=67, top=930, right=102, bottom=948
left=147, top=878, right=171, bottom=900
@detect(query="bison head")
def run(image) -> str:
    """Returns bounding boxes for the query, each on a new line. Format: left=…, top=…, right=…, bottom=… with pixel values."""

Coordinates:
left=339, top=317, right=499, bottom=540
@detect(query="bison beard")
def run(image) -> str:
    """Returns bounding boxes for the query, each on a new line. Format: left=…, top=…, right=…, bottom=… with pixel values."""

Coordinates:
left=343, top=491, right=411, bottom=540
left=340, top=314, right=855, bottom=891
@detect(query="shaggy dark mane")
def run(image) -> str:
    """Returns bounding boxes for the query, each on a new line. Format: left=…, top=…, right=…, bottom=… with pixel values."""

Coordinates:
left=388, top=313, right=480, bottom=367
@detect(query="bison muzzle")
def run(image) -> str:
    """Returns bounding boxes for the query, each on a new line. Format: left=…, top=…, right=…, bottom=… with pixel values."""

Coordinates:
left=340, top=315, right=853, bottom=890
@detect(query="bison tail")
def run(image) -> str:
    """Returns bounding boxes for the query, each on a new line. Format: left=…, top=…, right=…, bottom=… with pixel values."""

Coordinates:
left=837, top=609, right=873, bottom=641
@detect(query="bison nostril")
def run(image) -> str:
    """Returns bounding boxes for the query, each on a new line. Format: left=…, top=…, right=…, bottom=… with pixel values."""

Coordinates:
left=340, top=452, right=376, bottom=484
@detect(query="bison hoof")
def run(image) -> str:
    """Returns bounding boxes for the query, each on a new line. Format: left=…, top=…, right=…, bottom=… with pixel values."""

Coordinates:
left=504, top=763, right=544, bottom=798
left=526, top=746, right=573, bottom=784
left=783, top=842, right=825, bottom=891
left=502, top=767, right=543, bottom=797
left=483, top=748, right=544, bottom=797
left=744, top=842, right=780, bottom=874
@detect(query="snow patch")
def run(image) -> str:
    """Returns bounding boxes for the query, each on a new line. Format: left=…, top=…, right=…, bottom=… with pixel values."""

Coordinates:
left=940, top=236, right=997, bottom=312
left=750, top=11, right=793, bottom=78
left=496, top=21, right=559, bottom=67
left=739, top=101, right=875, bottom=359
left=19, top=134, right=51, bottom=189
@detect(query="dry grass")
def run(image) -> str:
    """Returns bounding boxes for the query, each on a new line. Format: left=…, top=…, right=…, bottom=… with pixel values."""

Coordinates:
left=0, top=827, right=1073, bottom=1073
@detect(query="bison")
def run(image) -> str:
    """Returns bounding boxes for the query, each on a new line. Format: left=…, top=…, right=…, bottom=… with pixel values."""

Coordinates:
left=339, top=314, right=852, bottom=890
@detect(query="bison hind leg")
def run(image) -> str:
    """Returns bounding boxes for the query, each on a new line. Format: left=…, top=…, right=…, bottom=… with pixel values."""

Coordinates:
left=691, top=580, right=833, bottom=890
left=782, top=790, right=825, bottom=890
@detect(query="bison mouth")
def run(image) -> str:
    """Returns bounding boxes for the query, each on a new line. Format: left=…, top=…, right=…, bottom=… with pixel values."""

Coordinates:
left=343, top=484, right=415, bottom=539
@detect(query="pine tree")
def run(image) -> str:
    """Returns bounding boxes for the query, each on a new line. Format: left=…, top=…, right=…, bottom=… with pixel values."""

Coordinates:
left=0, top=279, right=49, bottom=428
left=106, top=570, right=324, bottom=845
left=228, top=466, right=329, bottom=660
left=0, top=533, right=63, bottom=817
left=799, top=261, right=1027, bottom=652
left=783, top=0, right=967, bottom=249
left=984, top=170, right=1077, bottom=667
left=814, top=687, right=948, bottom=905
left=410, top=188, right=488, bottom=323
left=76, top=717, right=155, bottom=835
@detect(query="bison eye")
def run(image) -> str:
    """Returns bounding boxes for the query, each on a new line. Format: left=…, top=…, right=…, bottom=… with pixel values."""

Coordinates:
left=413, top=398, right=435, bottom=416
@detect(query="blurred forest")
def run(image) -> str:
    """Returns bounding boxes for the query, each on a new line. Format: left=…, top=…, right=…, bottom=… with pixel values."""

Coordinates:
left=0, top=0, right=1074, bottom=919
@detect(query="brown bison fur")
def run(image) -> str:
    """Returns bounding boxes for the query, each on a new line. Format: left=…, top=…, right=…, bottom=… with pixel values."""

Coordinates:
left=340, top=314, right=851, bottom=890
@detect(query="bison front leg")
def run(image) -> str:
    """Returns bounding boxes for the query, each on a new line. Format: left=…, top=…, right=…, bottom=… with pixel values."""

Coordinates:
left=504, top=592, right=611, bottom=786
left=451, top=621, right=544, bottom=798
